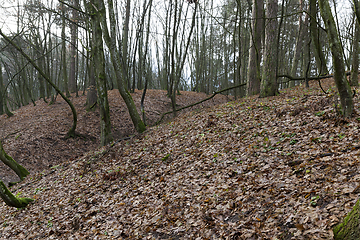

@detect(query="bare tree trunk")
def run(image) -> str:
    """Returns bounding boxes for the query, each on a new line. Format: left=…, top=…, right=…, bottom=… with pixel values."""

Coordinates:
left=0, top=180, right=33, bottom=208
left=46, top=28, right=53, bottom=101
left=259, top=0, right=278, bottom=97
left=0, top=62, right=3, bottom=115
left=319, top=0, right=353, bottom=117
left=97, top=0, right=146, bottom=133
left=246, top=0, right=264, bottom=96
left=233, top=1, right=240, bottom=98
left=122, top=0, right=131, bottom=89
left=290, top=0, right=307, bottom=82
left=69, top=0, right=79, bottom=94
left=354, top=0, right=360, bottom=24
left=0, top=141, right=29, bottom=181
left=61, top=3, right=71, bottom=98
left=86, top=65, right=98, bottom=111
left=0, top=141, right=33, bottom=208
left=333, top=199, right=360, bottom=239
left=309, top=0, right=328, bottom=75
left=140, top=0, right=153, bottom=124
left=223, top=9, right=229, bottom=93
left=0, top=63, right=13, bottom=117
left=351, top=19, right=360, bottom=86
left=85, top=12, right=98, bottom=110
left=88, top=0, right=113, bottom=146
left=168, top=1, right=197, bottom=116
left=36, top=40, right=46, bottom=102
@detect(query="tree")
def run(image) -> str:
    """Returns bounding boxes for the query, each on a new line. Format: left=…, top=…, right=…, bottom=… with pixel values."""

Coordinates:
left=309, top=0, right=328, bottom=75
left=0, top=141, right=33, bottom=208
left=350, top=19, right=360, bottom=86
left=167, top=0, right=197, bottom=116
left=0, top=60, right=13, bottom=117
left=0, top=61, right=4, bottom=115
left=87, top=0, right=113, bottom=146
left=0, top=141, right=29, bottom=181
left=0, top=29, right=78, bottom=137
left=0, top=180, right=33, bottom=208
left=290, top=0, right=307, bottom=85
left=122, top=0, right=131, bottom=90
left=69, top=0, right=79, bottom=95
left=246, top=0, right=264, bottom=96
left=96, top=0, right=146, bottom=133
left=259, top=0, right=278, bottom=97
left=61, top=2, right=71, bottom=98
left=355, top=0, right=360, bottom=24
left=318, top=0, right=353, bottom=117
left=333, top=199, right=360, bottom=239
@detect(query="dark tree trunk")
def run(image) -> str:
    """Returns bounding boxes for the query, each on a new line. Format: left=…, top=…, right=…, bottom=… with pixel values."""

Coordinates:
left=319, top=0, right=353, bottom=117
left=0, top=62, right=4, bottom=115
left=97, top=0, right=146, bottom=133
left=89, top=0, right=113, bottom=146
left=0, top=141, right=32, bottom=208
left=0, top=180, right=33, bottom=208
left=333, top=199, right=360, bottom=239
left=69, top=0, right=79, bottom=94
left=259, top=0, right=278, bottom=97
left=309, top=0, right=328, bottom=75
left=246, top=0, right=264, bottom=96
left=351, top=20, right=360, bottom=87
left=61, top=2, right=71, bottom=98
left=0, top=141, right=29, bottom=181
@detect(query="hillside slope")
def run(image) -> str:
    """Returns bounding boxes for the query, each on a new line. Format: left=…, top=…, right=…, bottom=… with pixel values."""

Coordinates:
left=0, top=89, right=230, bottom=184
left=1, top=79, right=360, bottom=239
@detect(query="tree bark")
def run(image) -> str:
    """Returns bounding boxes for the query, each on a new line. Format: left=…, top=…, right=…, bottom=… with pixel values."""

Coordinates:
left=0, top=141, right=29, bottom=181
left=246, top=0, right=264, bottom=96
left=0, top=62, right=4, bottom=115
left=333, top=199, right=360, bottom=239
left=86, top=68, right=97, bottom=111
left=259, top=0, right=278, bottom=97
left=36, top=37, right=46, bottom=102
left=351, top=20, right=360, bottom=86
left=168, top=1, right=197, bottom=116
left=318, top=0, right=353, bottom=117
left=354, top=0, right=360, bottom=25
left=290, top=0, right=307, bottom=81
left=0, top=180, right=33, bottom=208
left=309, top=0, right=328, bottom=75
left=122, top=0, right=131, bottom=89
left=61, top=2, right=71, bottom=98
left=84, top=12, right=97, bottom=110
left=97, top=0, right=146, bottom=133
left=88, top=0, right=113, bottom=146
left=69, top=0, right=79, bottom=94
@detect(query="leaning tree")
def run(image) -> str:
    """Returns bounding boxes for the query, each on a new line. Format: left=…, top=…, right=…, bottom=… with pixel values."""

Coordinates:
left=0, top=141, right=33, bottom=208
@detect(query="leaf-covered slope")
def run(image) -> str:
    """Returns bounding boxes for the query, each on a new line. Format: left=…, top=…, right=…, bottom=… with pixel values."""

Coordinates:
left=1, top=79, right=360, bottom=239
left=0, top=89, right=229, bottom=185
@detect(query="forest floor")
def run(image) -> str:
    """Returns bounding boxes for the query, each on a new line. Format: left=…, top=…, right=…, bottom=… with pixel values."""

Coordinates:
left=0, top=89, right=230, bottom=185
left=0, top=79, right=360, bottom=239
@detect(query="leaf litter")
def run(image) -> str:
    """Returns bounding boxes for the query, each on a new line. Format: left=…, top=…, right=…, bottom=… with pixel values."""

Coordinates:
left=0, top=79, right=360, bottom=239
left=0, top=89, right=228, bottom=185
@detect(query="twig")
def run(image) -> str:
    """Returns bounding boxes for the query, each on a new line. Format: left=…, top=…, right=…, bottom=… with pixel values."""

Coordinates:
left=1, top=128, right=26, bottom=141
left=278, top=72, right=353, bottom=83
